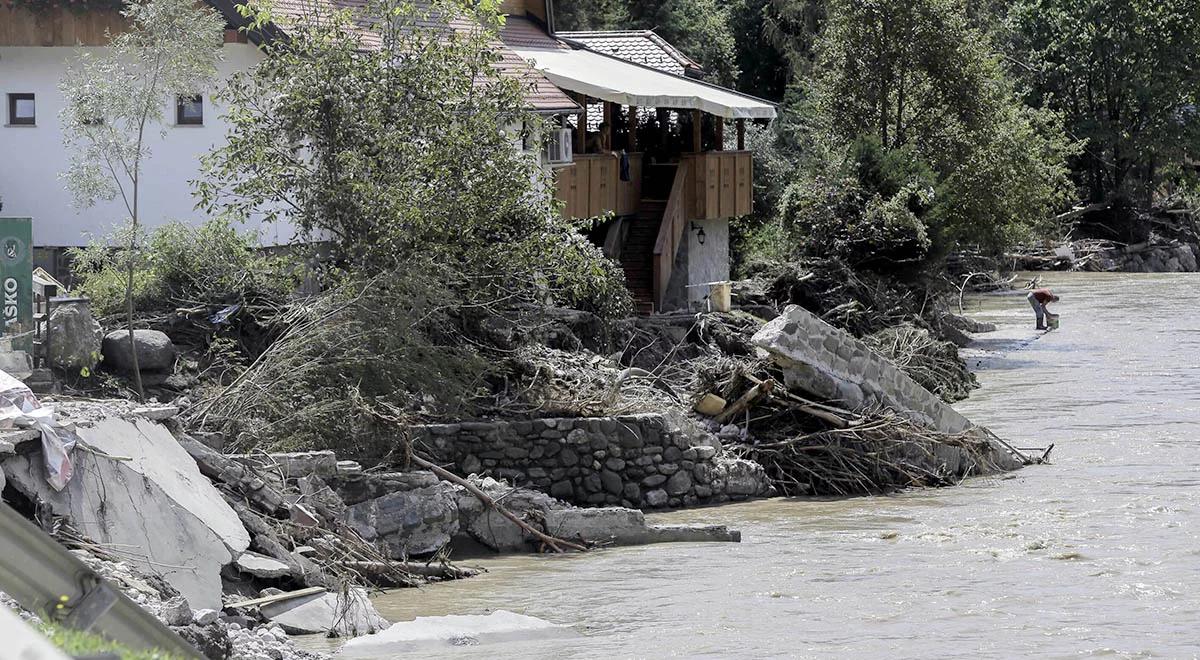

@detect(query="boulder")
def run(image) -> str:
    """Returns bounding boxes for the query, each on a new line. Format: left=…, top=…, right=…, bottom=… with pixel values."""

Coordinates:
left=345, top=483, right=459, bottom=556
left=101, top=329, right=176, bottom=373
left=453, top=477, right=566, bottom=552
left=0, top=417, right=249, bottom=610
left=260, top=588, right=389, bottom=636
left=46, top=300, right=102, bottom=373
left=713, top=457, right=772, bottom=497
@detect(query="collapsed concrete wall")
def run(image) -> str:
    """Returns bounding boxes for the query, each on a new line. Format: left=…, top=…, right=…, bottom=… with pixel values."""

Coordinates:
left=413, top=413, right=771, bottom=510
left=2, top=417, right=249, bottom=610
left=752, top=305, right=972, bottom=435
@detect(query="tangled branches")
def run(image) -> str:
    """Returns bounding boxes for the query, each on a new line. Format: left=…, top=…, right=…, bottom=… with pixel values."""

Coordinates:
left=730, top=411, right=1007, bottom=496
left=862, top=324, right=978, bottom=402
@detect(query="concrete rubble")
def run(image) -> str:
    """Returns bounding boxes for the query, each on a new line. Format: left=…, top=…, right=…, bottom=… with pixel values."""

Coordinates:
left=1, top=416, right=249, bottom=611
left=339, top=610, right=574, bottom=655
left=259, top=588, right=389, bottom=636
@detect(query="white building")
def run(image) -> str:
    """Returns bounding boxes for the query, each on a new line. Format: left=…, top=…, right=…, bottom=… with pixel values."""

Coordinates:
left=0, top=0, right=775, bottom=312
left=0, top=6, right=280, bottom=276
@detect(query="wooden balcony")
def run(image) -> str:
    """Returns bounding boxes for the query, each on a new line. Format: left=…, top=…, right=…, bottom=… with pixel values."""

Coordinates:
left=681, top=151, right=753, bottom=220
left=555, top=153, right=643, bottom=219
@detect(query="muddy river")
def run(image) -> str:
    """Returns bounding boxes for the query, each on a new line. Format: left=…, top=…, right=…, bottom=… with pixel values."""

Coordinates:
left=328, top=273, right=1200, bottom=658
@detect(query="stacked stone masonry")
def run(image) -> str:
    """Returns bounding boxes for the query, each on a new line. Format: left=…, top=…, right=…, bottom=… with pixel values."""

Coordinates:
left=752, top=305, right=972, bottom=435
left=414, top=413, right=771, bottom=510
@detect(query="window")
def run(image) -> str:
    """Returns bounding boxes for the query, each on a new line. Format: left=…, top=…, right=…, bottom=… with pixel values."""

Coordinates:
left=176, top=94, right=203, bottom=125
left=8, top=93, right=35, bottom=126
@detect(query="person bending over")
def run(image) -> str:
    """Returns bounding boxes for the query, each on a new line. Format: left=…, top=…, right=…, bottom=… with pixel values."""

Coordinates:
left=1027, top=288, right=1060, bottom=330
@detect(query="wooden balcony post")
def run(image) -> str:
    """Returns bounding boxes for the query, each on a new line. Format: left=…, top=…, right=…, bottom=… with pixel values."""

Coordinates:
left=692, top=109, right=702, bottom=152
left=573, top=94, right=587, bottom=154
left=603, top=101, right=615, bottom=152
left=627, top=106, right=638, bottom=151
left=715, top=117, right=725, bottom=151
left=737, top=119, right=746, bottom=151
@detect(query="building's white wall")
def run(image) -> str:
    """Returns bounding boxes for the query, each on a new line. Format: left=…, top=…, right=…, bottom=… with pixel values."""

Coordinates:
left=686, top=216, right=730, bottom=307
left=0, top=43, right=293, bottom=247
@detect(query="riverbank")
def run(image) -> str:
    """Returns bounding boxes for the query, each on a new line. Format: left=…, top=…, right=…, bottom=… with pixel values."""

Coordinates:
left=300, top=272, right=1200, bottom=658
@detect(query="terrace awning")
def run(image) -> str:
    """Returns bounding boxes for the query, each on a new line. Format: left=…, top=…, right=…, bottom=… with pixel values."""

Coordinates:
left=509, top=45, right=777, bottom=121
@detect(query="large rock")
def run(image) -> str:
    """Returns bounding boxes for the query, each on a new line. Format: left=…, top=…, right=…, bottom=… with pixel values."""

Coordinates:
left=101, top=329, right=176, bottom=373
left=260, top=588, right=389, bottom=636
left=0, top=417, right=249, bottom=610
left=46, top=300, right=102, bottom=373
left=712, top=457, right=772, bottom=498
left=345, top=483, right=459, bottom=557
left=453, top=477, right=566, bottom=552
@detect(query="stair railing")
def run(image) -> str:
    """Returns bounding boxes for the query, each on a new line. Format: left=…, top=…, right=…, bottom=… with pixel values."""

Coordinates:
left=651, top=161, right=690, bottom=311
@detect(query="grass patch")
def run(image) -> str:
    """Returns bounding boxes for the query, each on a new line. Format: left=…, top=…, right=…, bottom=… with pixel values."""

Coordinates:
left=38, top=623, right=184, bottom=660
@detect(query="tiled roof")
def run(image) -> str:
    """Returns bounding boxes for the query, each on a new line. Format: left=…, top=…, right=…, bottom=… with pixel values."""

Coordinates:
left=555, top=30, right=703, bottom=77
left=231, top=1, right=578, bottom=113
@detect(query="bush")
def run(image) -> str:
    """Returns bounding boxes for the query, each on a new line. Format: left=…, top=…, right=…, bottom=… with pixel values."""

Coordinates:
left=68, top=219, right=301, bottom=318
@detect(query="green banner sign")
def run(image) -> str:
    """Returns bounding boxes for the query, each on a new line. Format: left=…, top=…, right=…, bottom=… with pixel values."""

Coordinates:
left=0, top=217, right=33, bottom=351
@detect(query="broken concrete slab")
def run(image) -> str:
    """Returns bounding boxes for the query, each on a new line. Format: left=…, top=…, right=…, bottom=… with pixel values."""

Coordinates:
left=339, top=611, right=573, bottom=656
left=259, top=588, right=389, bottom=637
left=646, top=524, right=740, bottom=543
left=543, top=507, right=649, bottom=545
left=1, top=417, right=250, bottom=610
left=229, top=451, right=337, bottom=480
left=752, top=304, right=973, bottom=434
left=234, top=551, right=292, bottom=579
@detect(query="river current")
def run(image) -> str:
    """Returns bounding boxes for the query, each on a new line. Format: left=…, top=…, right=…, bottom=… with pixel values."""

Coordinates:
left=333, top=273, right=1200, bottom=658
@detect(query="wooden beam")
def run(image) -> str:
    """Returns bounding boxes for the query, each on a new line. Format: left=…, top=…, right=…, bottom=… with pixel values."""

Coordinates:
left=627, top=106, right=638, bottom=151
left=715, top=117, right=725, bottom=151
left=573, top=94, right=587, bottom=155
left=692, top=109, right=703, bottom=153
left=737, top=119, right=746, bottom=151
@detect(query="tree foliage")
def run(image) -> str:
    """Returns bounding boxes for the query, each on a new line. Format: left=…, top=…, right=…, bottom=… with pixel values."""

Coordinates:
left=1008, top=0, right=1200, bottom=202
left=752, top=0, right=1076, bottom=264
left=198, top=0, right=629, bottom=317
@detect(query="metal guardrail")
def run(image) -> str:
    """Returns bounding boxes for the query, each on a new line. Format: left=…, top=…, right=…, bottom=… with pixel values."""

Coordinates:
left=0, top=502, right=202, bottom=658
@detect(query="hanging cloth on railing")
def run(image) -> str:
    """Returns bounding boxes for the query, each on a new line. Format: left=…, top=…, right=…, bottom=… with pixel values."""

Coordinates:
left=619, top=150, right=631, bottom=182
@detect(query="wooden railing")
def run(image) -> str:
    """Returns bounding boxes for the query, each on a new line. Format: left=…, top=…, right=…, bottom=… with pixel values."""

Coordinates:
left=652, top=161, right=691, bottom=310
left=681, top=151, right=753, bottom=220
left=555, top=153, right=642, bottom=219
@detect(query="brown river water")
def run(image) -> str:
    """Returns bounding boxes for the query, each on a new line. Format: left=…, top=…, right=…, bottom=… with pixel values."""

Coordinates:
left=313, top=272, right=1200, bottom=659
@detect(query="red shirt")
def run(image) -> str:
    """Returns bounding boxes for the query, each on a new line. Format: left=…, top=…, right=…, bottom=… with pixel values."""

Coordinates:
left=1031, top=289, right=1055, bottom=304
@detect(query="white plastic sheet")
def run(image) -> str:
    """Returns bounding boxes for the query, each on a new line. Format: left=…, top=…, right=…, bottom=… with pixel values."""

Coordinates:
left=0, top=370, right=79, bottom=491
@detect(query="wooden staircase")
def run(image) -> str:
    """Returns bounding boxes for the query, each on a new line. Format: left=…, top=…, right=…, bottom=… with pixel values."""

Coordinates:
left=620, top=200, right=666, bottom=315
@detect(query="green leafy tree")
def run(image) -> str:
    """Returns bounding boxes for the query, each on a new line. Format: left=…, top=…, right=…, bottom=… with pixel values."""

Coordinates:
left=60, top=0, right=224, bottom=398
left=795, top=0, right=1076, bottom=253
left=199, top=0, right=628, bottom=315
left=1009, top=0, right=1200, bottom=203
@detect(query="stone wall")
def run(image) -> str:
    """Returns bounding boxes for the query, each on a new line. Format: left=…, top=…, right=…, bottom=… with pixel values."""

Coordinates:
left=753, top=305, right=972, bottom=435
left=413, top=413, right=771, bottom=510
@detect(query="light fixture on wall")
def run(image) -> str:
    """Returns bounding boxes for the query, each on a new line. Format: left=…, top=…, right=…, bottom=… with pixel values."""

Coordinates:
left=691, top=221, right=706, bottom=246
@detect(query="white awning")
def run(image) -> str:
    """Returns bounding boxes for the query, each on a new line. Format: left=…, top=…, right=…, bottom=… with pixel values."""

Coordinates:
left=509, top=46, right=777, bottom=121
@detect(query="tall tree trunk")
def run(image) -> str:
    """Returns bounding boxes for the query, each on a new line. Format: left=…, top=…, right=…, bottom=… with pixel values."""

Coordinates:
left=127, top=175, right=144, bottom=401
